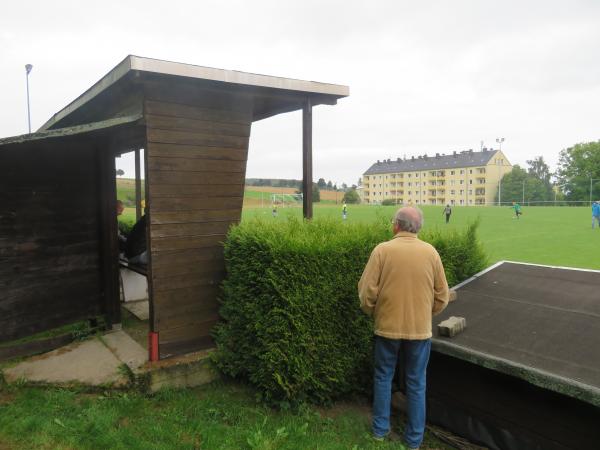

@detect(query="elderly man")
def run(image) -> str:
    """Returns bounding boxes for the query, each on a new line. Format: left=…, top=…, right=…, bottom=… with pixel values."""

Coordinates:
left=358, top=207, right=450, bottom=449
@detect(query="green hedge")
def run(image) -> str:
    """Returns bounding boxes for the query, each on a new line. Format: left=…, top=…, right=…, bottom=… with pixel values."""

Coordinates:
left=213, top=217, right=487, bottom=407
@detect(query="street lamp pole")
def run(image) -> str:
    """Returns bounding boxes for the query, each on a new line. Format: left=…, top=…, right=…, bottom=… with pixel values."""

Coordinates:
left=25, top=64, right=33, bottom=133
left=522, top=179, right=525, bottom=204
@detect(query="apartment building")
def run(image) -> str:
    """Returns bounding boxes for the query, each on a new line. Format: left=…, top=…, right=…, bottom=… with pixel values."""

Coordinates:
left=362, top=149, right=512, bottom=206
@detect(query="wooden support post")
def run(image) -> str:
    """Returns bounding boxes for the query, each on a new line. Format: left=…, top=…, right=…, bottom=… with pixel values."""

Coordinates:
left=135, top=148, right=142, bottom=220
left=302, top=98, right=313, bottom=219
left=98, top=147, right=121, bottom=327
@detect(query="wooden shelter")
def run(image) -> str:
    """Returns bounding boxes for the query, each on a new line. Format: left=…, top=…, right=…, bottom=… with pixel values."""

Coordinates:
left=0, top=55, right=348, bottom=358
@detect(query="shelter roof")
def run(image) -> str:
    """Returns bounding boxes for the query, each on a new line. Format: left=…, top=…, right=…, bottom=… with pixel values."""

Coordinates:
left=39, top=55, right=349, bottom=131
left=0, top=115, right=143, bottom=148
left=432, top=261, right=600, bottom=407
left=364, top=149, right=499, bottom=175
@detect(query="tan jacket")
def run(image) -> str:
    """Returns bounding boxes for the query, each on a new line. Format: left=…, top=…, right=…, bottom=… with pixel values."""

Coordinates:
left=358, top=231, right=449, bottom=339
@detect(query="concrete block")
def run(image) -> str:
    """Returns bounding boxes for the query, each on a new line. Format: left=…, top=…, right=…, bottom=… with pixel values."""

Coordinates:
left=101, top=330, right=147, bottom=371
left=437, top=316, right=466, bottom=337
left=449, top=289, right=457, bottom=302
left=141, top=350, right=219, bottom=393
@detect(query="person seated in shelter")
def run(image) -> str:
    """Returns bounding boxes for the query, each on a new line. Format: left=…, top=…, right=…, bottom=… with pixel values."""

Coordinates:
left=125, top=211, right=147, bottom=266
left=116, top=200, right=128, bottom=254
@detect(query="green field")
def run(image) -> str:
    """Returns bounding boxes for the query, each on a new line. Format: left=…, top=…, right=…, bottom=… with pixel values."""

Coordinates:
left=114, top=175, right=598, bottom=270
left=242, top=204, right=599, bottom=270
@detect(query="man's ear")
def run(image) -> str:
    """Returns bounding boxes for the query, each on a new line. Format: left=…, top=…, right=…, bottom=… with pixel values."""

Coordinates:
left=393, top=223, right=400, bottom=234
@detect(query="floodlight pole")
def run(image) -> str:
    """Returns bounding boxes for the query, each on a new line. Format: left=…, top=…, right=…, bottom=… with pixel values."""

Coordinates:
left=302, top=98, right=313, bottom=219
left=25, top=64, right=33, bottom=133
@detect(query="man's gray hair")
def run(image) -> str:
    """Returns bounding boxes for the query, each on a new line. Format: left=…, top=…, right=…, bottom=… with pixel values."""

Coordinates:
left=393, top=207, right=424, bottom=233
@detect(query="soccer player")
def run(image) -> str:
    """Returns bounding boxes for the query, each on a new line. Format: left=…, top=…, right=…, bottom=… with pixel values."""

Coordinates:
left=342, top=203, right=348, bottom=220
left=592, top=201, right=600, bottom=229
left=512, top=202, right=522, bottom=219
left=442, top=204, right=452, bottom=224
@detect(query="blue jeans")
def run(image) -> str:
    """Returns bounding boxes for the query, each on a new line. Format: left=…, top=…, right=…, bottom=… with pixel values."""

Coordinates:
left=372, top=336, right=431, bottom=448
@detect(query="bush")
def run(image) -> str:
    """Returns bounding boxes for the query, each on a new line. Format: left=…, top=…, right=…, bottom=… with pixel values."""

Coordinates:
left=381, top=198, right=398, bottom=206
left=213, top=217, right=487, bottom=407
left=342, top=189, right=360, bottom=204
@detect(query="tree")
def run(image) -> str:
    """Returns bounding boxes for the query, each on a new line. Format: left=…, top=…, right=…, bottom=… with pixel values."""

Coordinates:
left=116, top=169, right=125, bottom=176
left=297, top=182, right=320, bottom=202
left=327, top=181, right=333, bottom=190
left=526, top=156, right=552, bottom=184
left=526, top=156, right=553, bottom=201
left=358, top=177, right=362, bottom=186
left=343, top=188, right=360, bottom=204
left=317, top=178, right=327, bottom=189
left=557, top=141, right=600, bottom=202
left=341, top=183, right=348, bottom=191
left=495, top=165, right=549, bottom=204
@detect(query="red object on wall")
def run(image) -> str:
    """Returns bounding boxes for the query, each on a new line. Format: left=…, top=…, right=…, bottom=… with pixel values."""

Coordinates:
left=148, top=331, right=159, bottom=361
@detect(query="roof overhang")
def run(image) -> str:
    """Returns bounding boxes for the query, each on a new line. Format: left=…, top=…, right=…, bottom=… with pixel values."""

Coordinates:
left=39, top=55, right=349, bottom=131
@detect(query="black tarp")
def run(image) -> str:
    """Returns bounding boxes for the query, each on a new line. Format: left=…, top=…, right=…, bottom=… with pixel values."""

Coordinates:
left=428, top=262, right=600, bottom=450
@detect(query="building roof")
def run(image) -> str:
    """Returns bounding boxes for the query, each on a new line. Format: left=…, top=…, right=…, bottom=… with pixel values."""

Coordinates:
left=432, top=261, right=600, bottom=407
left=40, top=55, right=349, bottom=131
left=363, top=149, right=499, bottom=175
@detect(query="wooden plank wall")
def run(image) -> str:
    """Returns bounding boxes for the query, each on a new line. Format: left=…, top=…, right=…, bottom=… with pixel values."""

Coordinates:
left=144, top=86, right=252, bottom=358
left=0, top=141, right=103, bottom=341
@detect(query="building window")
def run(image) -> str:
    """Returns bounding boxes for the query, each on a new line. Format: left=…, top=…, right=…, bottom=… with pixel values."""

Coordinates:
left=460, top=190, right=464, bottom=195
left=469, top=190, right=472, bottom=195
left=450, top=180, right=455, bottom=185
left=450, top=170, right=455, bottom=175
left=460, top=199, right=464, bottom=205
left=451, top=190, right=455, bottom=195
left=469, top=169, right=472, bottom=174
left=469, top=179, right=473, bottom=184
left=408, top=174, right=412, bottom=178
left=460, top=180, right=464, bottom=185
left=460, top=170, right=464, bottom=175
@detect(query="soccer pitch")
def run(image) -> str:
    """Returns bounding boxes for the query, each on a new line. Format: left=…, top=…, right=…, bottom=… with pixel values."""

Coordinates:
left=242, top=204, right=599, bottom=270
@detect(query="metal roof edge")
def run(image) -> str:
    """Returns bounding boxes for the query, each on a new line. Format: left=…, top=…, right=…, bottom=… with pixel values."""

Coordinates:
left=431, top=338, right=600, bottom=407
left=1, top=113, right=143, bottom=147
left=129, top=55, right=349, bottom=97
left=38, top=55, right=133, bottom=131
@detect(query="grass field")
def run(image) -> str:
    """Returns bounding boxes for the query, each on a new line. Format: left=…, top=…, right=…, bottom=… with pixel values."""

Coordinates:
left=242, top=204, right=600, bottom=270
left=0, top=382, right=451, bottom=450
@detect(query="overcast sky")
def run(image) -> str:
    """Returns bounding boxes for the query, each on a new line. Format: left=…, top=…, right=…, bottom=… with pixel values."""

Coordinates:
left=2, top=0, right=599, bottom=185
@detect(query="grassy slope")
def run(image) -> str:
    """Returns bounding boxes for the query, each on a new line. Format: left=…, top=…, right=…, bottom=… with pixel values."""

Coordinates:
left=242, top=204, right=599, bottom=270
left=0, top=382, right=450, bottom=450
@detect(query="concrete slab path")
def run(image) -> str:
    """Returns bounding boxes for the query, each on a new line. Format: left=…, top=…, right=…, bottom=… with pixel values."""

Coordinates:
left=3, top=330, right=147, bottom=387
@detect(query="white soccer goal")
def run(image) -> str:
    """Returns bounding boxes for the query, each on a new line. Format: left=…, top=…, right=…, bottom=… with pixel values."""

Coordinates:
left=270, top=192, right=303, bottom=207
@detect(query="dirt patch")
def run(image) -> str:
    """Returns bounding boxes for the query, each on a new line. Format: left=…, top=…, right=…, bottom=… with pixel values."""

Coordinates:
left=0, top=391, right=16, bottom=406
left=0, top=438, right=15, bottom=450
left=315, top=398, right=371, bottom=419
